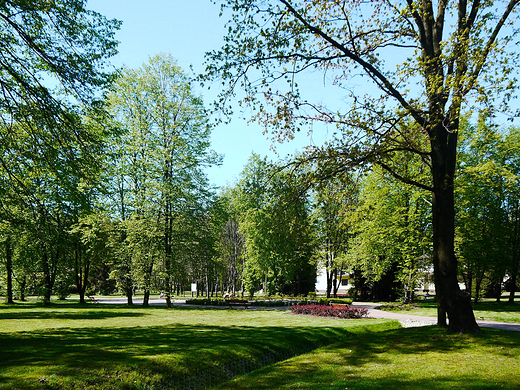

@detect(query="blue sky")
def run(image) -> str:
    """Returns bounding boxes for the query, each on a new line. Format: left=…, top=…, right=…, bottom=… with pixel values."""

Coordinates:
left=87, top=1, right=519, bottom=190
left=87, top=0, right=332, bottom=189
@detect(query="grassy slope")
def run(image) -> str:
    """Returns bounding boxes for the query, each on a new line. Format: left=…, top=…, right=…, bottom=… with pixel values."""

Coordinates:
left=1, top=300, right=519, bottom=389
left=218, top=326, right=520, bottom=390
left=0, top=302, right=393, bottom=389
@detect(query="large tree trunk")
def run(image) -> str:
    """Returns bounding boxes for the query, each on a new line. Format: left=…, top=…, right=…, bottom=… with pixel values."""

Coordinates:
left=143, top=289, right=150, bottom=307
left=431, top=122, right=479, bottom=334
left=126, top=287, right=134, bottom=305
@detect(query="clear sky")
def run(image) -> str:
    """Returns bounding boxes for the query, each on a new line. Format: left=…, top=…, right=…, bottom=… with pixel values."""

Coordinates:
left=87, top=1, right=519, bottom=190
left=87, top=0, right=333, bottom=189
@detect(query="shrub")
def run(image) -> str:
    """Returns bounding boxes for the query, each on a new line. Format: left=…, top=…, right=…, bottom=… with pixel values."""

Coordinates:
left=290, top=304, right=368, bottom=319
left=185, top=298, right=226, bottom=306
left=317, top=298, right=354, bottom=306
left=378, top=302, right=419, bottom=312
left=249, top=299, right=307, bottom=307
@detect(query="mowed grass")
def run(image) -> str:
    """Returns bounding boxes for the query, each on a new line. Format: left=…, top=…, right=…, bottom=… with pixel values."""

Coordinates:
left=1, top=299, right=519, bottom=390
left=217, top=326, right=520, bottom=390
left=381, top=300, right=520, bottom=323
left=0, top=300, right=394, bottom=389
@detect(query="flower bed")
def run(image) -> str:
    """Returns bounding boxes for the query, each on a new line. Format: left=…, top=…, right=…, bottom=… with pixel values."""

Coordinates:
left=290, top=304, right=368, bottom=319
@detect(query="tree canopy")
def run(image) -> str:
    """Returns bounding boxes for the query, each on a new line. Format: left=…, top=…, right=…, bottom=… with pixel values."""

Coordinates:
left=0, top=0, right=120, bottom=213
left=204, top=0, right=520, bottom=333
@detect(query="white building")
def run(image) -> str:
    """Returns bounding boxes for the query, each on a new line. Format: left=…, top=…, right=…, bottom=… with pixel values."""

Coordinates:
left=315, top=269, right=351, bottom=294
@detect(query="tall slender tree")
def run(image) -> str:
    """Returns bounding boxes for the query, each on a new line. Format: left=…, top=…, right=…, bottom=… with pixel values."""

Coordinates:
left=107, top=54, right=220, bottom=304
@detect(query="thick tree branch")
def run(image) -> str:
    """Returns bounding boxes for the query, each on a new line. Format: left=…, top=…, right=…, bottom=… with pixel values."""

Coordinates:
left=375, top=159, right=433, bottom=192
left=279, top=0, right=426, bottom=127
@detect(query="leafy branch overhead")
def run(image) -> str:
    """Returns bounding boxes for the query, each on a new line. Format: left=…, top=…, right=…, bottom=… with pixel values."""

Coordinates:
left=204, top=0, right=520, bottom=333
left=0, top=0, right=121, bottom=216
left=205, top=0, right=519, bottom=179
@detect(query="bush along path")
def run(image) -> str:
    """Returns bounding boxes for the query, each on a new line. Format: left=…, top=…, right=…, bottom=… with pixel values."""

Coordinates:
left=290, top=304, right=368, bottom=319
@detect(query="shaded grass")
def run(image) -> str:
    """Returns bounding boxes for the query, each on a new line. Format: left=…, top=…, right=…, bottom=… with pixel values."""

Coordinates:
left=217, top=326, right=520, bottom=390
left=0, top=302, right=395, bottom=389
left=3, top=300, right=520, bottom=389
left=380, top=300, right=520, bottom=323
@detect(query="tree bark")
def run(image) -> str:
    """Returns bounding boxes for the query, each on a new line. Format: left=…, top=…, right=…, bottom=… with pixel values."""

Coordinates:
left=126, top=286, right=133, bottom=305
left=509, top=273, right=517, bottom=303
left=143, top=289, right=150, bottom=307
left=430, top=122, right=479, bottom=334
left=75, top=244, right=87, bottom=305
left=19, top=274, right=26, bottom=301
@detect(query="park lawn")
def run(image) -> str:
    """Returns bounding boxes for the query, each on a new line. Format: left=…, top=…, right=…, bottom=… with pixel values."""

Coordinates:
left=380, top=300, right=520, bottom=323
left=0, top=300, right=395, bottom=390
left=217, top=326, right=520, bottom=390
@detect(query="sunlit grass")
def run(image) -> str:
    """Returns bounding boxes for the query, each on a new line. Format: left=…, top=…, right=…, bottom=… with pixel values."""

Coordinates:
left=217, top=326, right=520, bottom=390
left=0, top=300, right=395, bottom=389
left=2, top=298, right=519, bottom=389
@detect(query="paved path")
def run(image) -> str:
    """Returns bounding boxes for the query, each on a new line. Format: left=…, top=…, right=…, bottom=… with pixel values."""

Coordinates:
left=95, top=298, right=520, bottom=332
left=352, top=302, right=520, bottom=332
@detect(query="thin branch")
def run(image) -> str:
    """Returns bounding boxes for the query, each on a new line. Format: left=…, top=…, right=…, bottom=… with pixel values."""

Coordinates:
left=279, top=0, right=426, bottom=126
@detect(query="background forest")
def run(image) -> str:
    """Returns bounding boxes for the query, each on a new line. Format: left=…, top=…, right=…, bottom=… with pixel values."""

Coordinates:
left=1, top=1, right=519, bottom=311
left=1, top=53, right=518, bottom=305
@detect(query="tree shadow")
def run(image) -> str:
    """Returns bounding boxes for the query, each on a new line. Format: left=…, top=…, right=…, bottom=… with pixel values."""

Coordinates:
left=0, top=308, right=146, bottom=321
left=473, top=301, right=520, bottom=313
left=0, top=322, right=357, bottom=389
left=2, top=310, right=518, bottom=390
left=217, top=326, right=520, bottom=390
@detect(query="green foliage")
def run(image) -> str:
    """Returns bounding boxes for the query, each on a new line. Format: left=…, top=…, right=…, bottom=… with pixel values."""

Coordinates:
left=106, top=53, right=221, bottom=302
left=456, top=120, right=520, bottom=301
left=347, top=163, right=432, bottom=302
left=0, top=0, right=120, bottom=213
left=233, top=154, right=316, bottom=296
left=204, top=0, right=520, bottom=333
left=311, top=175, right=359, bottom=298
left=185, top=298, right=228, bottom=306
left=0, top=1, right=120, bottom=305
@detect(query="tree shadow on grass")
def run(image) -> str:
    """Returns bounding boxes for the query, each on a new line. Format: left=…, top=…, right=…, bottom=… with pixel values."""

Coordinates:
left=0, top=322, right=358, bottom=389
left=3, top=317, right=518, bottom=390
left=0, top=309, right=146, bottom=321
left=0, top=302, right=178, bottom=321
left=217, top=326, right=520, bottom=390
left=416, top=300, right=520, bottom=313
left=472, top=301, right=520, bottom=313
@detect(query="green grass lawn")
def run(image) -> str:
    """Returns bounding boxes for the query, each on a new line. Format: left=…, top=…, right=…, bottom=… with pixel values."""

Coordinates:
left=0, top=300, right=394, bottom=389
left=217, top=326, right=520, bottom=390
left=379, top=300, right=520, bottom=323
left=1, top=299, right=519, bottom=390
